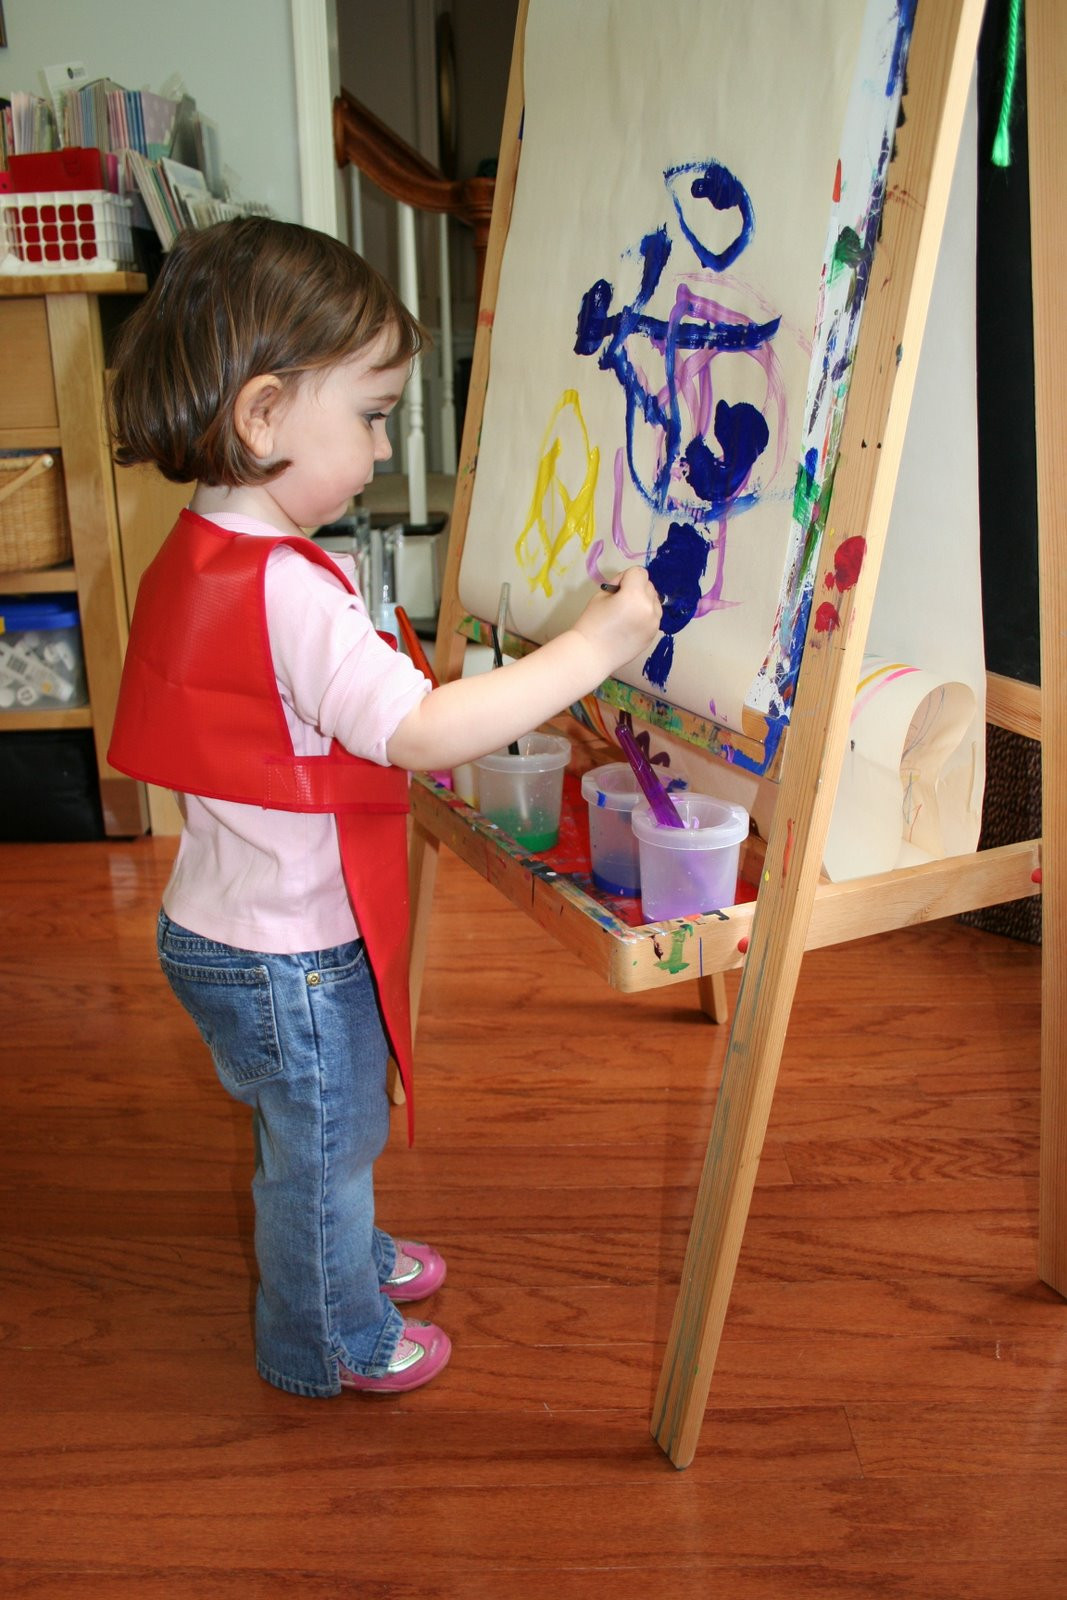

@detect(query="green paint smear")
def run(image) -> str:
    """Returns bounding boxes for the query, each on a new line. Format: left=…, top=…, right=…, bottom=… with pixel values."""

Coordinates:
left=791, top=457, right=819, bottom=530
left=829, top=225, right=864, bottom=287
left=654, top=928, right=691, bottom=975
left=597, top=680, right=728, bottom=757
left=793, top=458, right=837, bottom=590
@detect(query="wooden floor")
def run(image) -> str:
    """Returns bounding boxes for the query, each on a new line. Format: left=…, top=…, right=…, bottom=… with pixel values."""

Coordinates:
left=0, top=835, right=1064, bottom=1597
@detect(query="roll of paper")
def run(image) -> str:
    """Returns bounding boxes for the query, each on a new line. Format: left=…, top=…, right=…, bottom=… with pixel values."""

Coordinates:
left=822, top=657, right=982, bottom=881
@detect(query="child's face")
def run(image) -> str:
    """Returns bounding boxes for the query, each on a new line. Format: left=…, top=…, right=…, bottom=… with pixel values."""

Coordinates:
left=266, top=329, right=409, bottom=529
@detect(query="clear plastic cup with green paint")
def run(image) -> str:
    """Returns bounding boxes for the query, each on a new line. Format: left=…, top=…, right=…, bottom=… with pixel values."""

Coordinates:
left=474, top=733, right=571, bottom=851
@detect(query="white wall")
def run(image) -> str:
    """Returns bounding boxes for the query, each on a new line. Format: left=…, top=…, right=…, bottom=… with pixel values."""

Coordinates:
left=450, top=0, right=517, bottom=180
left=0, top=0, right=302, bottom=221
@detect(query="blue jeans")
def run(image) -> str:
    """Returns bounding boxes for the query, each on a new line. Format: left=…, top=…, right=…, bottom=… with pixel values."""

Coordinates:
left=157, top=911, right=404, bottom=1397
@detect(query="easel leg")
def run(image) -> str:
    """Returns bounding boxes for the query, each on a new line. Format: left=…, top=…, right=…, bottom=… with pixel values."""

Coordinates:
left=390, top=814, right=441, bottom=1106
left=652, top=947, right=798, bottom=1468
left=697, top=971, right=729, bottom=1024
left=1026, top=0, right=1067, bottom=1297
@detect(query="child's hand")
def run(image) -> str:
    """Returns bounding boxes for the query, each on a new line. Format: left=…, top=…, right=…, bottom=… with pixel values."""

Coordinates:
left=572, top=567, right=662, bottom=675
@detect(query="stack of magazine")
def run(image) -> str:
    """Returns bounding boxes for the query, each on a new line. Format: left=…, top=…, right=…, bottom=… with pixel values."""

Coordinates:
left=1, top=63, right=267, bottom=249
left=122, top=149, right=247, bottom=248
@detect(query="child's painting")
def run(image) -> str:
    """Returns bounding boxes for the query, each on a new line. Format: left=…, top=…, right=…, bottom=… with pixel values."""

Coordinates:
left=458, top=0, right=918, bottom=774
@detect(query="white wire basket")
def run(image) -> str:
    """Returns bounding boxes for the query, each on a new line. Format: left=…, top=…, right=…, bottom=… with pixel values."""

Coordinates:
left=0, top=190, right=136, bottom=273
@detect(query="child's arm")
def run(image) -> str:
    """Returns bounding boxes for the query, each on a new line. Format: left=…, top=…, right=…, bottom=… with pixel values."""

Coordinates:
left=385, top=567, right=661, bottom=772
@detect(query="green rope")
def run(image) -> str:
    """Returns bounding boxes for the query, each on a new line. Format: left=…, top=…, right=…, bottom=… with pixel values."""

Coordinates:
left=992, top=0, right=1023, bottom=167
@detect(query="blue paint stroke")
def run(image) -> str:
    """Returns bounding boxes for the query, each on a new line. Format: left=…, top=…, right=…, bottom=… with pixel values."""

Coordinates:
left=644, top=522, right=711, bottom=688
left=666, top=160, right=755, bottom=271
left=887, top=0, right=917, bottom=96
left=684, top=399, right=770, bottom=507
left=575, top=258, right=780, bottom=527
left=575, top=158, right=785, bottom=700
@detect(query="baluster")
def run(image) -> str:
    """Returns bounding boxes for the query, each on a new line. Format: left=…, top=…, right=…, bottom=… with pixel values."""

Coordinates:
left=437, top=213, right=457, bottom=475
left=397, top=201, right=428, bottom=529
left=347, top=166, right=364, bottom=256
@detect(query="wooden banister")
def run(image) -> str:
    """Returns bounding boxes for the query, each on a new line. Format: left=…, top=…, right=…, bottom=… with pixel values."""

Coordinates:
left=333, top=87, right=495, bottom=301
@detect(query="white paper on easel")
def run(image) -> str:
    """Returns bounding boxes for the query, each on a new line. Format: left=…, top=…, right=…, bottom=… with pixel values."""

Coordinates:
left=822, top=75, right=985, bottom=881
left=457, top=0, right=906, bottom=734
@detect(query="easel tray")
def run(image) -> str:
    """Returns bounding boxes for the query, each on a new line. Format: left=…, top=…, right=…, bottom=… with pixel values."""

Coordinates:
left=411, top=768, right=1039, bottom=996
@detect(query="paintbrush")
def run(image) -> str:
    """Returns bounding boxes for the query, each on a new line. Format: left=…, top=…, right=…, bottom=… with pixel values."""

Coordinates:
left=601, top=577, right=670, bottom=603
left=489, top=583, right=532, bottom=832
left=394, top=605, right=439, bottom=688
left=615, top=723, right=685, bottom=828
left=494, top=583, right=521, bottom=757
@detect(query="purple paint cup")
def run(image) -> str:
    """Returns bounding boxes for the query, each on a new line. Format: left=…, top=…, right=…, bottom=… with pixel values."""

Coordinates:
left=631, top=793, right=749, bottom=921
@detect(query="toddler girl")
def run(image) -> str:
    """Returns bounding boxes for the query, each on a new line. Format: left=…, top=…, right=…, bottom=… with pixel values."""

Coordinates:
left=107, top=218, right=660, bottom=1399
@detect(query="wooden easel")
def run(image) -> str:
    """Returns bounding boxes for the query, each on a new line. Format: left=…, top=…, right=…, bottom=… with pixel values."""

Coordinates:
left=409, top=0, right=1064, bottom=1468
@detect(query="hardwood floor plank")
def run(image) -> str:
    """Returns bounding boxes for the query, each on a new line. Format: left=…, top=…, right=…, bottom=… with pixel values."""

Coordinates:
left=780, top=1131, right=1039, bottom=1183
left=0, top=1562, right=1064, bottom=1600
left=846, top=1400, right=1067, bottom=1475
left=2, top=1474, right=1065, bottom=1573
left=2, top=1325, right=1062, bottom=1419
left=722, top=1272, right=1067, bottom=1340
left=0, top=1405, right=862, bottom=1491
left=1, top=1563, right=1065, bottom=1600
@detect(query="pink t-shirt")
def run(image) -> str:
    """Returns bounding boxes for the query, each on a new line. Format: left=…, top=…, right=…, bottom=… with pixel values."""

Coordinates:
left=161, top=512, right=431, bottom=953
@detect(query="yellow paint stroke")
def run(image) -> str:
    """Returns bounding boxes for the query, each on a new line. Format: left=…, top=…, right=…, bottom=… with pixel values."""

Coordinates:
left=515, top=389, right=599, bottom=596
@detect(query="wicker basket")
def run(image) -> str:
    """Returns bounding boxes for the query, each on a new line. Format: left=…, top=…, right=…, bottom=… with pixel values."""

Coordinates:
left=0, top=453, right=72, bottom=572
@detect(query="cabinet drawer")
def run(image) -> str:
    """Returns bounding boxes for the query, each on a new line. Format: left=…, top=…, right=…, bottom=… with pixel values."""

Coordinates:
left=0, top=299, right=58, bottom=430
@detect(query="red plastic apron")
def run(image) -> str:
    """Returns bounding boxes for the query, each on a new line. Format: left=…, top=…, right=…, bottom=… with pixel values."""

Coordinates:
left=109, top=509, right=415, bottom=1139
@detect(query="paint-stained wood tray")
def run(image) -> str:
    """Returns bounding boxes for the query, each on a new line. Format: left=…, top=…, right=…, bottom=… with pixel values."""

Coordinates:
left=411, top=767, right=1040, bottom=995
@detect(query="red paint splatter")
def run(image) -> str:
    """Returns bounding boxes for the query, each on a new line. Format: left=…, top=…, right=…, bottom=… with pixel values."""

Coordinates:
left=831, top=535, right=866, bottom=592
left=833, top=159, right=842, bottom=203
left=814, top=600, right=840, bottom=633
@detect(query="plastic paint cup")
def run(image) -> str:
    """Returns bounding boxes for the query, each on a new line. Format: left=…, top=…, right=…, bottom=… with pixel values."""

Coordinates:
left=474, top=732, right=571, bottom=851
left=580, top=762, right=643, bottom=896
left=451, top=761, right=479, bottom=808
left=631, top=793, right=749, bottom=921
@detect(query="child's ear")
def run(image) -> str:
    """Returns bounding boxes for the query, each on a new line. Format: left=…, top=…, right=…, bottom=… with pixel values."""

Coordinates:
left=234, top=374, right=285, bottom=461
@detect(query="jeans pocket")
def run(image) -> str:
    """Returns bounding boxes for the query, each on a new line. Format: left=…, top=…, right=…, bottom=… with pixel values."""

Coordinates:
left=159, top=956, right=284, bottom=1089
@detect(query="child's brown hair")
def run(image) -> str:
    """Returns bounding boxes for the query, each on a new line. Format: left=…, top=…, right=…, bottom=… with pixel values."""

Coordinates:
left=108, top=218, right=424, bottom=486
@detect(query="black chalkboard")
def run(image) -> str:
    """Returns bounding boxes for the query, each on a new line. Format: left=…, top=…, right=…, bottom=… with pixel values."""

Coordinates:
left=976, top=0, right=1040, bottom=687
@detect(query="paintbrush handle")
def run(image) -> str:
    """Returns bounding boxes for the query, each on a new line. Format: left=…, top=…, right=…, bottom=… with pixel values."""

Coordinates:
left=488, top=623, right=521, bottom=757
left=493, top=584, right=522, bottom=757
left=394, top=606, right=439, bottom=688
left=616, top=724, right=685, bottom=828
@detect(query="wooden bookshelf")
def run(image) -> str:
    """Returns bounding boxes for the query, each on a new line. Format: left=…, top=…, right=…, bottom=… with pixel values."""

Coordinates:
left=0, top=274, right=149, bottom=834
